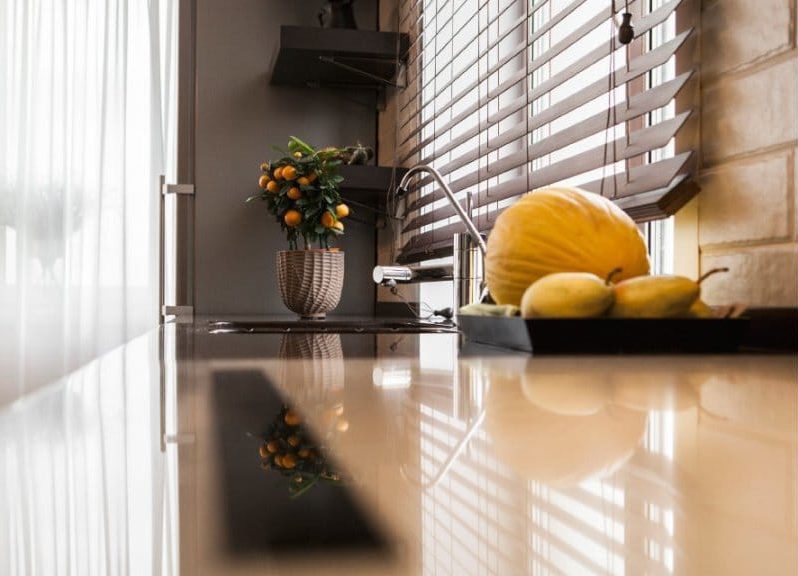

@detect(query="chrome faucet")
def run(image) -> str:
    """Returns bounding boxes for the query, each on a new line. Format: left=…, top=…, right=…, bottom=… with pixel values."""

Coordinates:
left=373, top=165, right=487, bottom=313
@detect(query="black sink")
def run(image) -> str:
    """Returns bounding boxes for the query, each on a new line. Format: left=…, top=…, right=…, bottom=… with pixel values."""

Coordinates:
left=207, top=319, right=458, bottom=335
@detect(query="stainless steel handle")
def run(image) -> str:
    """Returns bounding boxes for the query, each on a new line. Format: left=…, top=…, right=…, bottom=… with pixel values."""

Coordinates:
left=162, top=183, right=195, bottom=322
left=159, top=175, right=166, bottom=325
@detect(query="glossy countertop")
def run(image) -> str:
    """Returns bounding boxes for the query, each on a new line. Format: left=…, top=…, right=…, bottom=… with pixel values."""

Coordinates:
left=1, top=319, right=796, bottom=575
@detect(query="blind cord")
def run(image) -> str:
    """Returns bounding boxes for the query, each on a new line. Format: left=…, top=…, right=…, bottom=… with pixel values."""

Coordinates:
left=601, top=0, right=623, bottom=200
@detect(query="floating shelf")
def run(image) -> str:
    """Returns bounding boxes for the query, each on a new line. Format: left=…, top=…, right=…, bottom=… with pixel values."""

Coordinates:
left=270, top=26, right=409, bottom=89
left=339, top=165, right=407, bottom=208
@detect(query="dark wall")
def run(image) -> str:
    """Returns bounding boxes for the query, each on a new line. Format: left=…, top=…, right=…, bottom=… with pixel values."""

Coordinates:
left=194, top=0, right=377, bottom=316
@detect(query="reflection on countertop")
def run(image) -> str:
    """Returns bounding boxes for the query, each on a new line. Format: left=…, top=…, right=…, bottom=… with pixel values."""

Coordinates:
left=1, top=323, right=796, bottom=575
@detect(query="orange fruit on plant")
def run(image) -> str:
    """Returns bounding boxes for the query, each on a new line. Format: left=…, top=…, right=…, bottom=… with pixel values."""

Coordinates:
left=283, top=209, right=302, bottom=227
left=335, top=204, right=349, bottom=218
left=287, top=187, right=302, bottom=200
left=307, top=171, right=318, bottom=183
left=293, top=151, right=303, bottom=159
left=258, top=174, right=270, bottom=189
left=273, top=167, right=283, bottom=180
left=282, top=165, right=297, bottom=180
left=266, top=180, right=280, bottom=194
left=332, top=220, right=344, bottom=232
left=321, top=212, right=336, bottom=228
left=284, top=410, right=301, bottom=425
left=260, top=162, right=270, bottom=172
left=297, top=176, right=310, bottom=186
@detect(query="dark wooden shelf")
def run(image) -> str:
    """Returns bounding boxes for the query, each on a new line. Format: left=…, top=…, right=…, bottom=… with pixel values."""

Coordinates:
left=270, top=26, right=408, bottom=89
left=339, top=165, right=407, bottom=208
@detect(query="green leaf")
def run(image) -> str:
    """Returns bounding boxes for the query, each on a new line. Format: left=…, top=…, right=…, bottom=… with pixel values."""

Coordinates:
left=288, top=136, right=316, bottom=156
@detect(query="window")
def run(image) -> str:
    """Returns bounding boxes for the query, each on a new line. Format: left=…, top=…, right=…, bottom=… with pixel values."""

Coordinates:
left=396, top=0, right=696, bottom=270
left=0, top=0, right=178, bottom=389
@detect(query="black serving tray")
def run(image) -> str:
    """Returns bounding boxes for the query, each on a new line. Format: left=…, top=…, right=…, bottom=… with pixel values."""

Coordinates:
left=458, top=315, right=751, bottom=354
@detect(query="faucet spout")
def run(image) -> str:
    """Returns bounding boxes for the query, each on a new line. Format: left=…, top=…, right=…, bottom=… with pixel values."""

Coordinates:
left=398, top=165, right=488, bottom=257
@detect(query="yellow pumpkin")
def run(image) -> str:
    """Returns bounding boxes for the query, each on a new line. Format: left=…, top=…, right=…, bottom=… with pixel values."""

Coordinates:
left=485, top=187, right=650, bottom=306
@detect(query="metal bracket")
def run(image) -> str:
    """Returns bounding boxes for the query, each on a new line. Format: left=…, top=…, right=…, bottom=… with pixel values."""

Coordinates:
left=163, top=433, right=196, bottom=445
left=318, top=55, right=406, bottom=89
left=162, top=305, right=194, bottom=323
left=395, top=61, right=407, bottom=90
left=162, top=183, right=195, bottom=196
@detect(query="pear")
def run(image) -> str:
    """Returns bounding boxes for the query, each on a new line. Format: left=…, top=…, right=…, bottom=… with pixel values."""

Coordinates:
left=686, top=298, right=715, bottom=318
left=521, top=269, right=621, bottom=318
left=609, top=268, right=727, bottom=318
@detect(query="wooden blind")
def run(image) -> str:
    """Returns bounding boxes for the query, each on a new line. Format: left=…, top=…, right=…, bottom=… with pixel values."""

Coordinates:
left=396, top=0, right=697, bottom=265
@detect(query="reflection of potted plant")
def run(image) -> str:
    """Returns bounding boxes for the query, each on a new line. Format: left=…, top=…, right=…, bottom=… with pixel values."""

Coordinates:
left=248, top=137, right=353, bottom=319
left=258, top=404, right=349, bottom=498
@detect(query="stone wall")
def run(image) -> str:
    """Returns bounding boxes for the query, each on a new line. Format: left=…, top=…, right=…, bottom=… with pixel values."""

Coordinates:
left=697, top=0, right=798, bottom=306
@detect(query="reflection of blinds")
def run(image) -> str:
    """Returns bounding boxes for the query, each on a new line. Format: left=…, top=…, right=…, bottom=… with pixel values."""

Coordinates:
left=416, top=405, right=529, bottom=575
left=396, top=0, right=696, bottom=265
left=415, top=403, right=679, bottom=575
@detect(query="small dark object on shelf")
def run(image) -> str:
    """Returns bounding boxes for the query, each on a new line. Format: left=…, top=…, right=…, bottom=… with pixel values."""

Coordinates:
left=318, top=0, right=357, bottom=29
left=320, top=143, right=374, bottom=165
left=618, top=12, right=635, bottom=45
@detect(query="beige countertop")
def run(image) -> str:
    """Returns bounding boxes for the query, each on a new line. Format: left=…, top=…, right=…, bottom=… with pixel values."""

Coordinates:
left=1, top=322, right=796, bottom=575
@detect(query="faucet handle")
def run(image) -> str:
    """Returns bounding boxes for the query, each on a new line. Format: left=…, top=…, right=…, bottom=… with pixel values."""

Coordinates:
left=373, top=265, right=413, bottom=285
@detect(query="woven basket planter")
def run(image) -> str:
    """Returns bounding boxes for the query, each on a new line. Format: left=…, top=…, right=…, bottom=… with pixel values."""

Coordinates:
left=276, top=250, right=344, bottom=319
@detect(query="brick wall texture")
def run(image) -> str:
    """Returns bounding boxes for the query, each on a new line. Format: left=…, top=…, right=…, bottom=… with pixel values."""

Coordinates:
left=698, top=0, right=798, bottom=306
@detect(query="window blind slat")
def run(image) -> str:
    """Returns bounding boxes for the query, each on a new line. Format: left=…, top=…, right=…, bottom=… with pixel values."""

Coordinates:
left=401, top=73, right=692, bottom=232
left=399, top=1, right=525, bottom=117
left=397, top=153, right=693, bottom=262
left=406, top=108, right=690, bottom=218
left=402, top=0, right=520, bottom=95
left=396, top=0, right=698, bottom=264
left=398, top=0, right=683, bottom=142
left=399, top=25, right=692, bottom=169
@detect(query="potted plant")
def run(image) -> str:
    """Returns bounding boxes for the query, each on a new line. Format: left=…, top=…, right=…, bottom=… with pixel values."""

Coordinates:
left=248, top=136, right=351, bottom=319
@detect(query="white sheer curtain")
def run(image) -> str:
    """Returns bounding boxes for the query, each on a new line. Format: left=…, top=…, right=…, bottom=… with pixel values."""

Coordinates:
left=0, top=0, right=177, bottom=403
left=0, top=2, right=179, bottom=573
